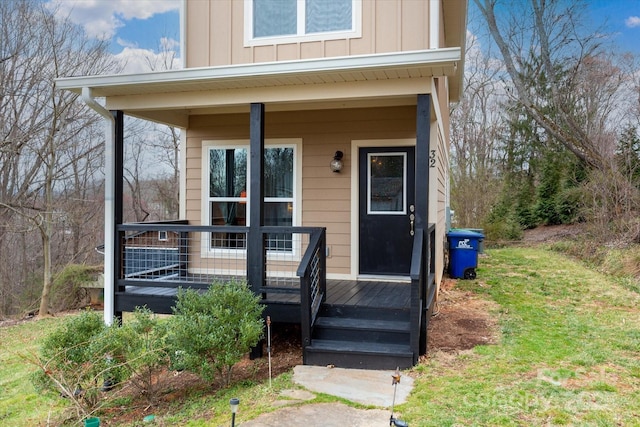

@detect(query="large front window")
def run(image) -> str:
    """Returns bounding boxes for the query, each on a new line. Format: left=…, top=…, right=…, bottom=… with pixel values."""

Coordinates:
left=264, top=147, right=294, bottom=251
left=204, top=142, right=297, bottom=253
left=246, top=0, right=361, bottom=46
left=209, top=148, right=248, bottom=248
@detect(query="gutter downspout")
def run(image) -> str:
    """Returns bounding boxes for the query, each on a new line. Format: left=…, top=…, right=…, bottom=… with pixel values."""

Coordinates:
left=81, top=87, right=116, bottom=326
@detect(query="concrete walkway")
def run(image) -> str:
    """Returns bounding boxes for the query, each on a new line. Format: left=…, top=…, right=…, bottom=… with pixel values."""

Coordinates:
left=240, top=366, right=414, bottom=426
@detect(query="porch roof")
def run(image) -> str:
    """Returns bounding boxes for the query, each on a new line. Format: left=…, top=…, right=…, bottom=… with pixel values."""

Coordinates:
left=55, top=48, right=462, bottom=128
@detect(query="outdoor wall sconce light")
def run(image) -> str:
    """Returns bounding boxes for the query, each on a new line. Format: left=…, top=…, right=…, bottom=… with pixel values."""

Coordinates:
left=330, top=150, right=344, bottom=173
left=230, top=397, right=239, bottom=427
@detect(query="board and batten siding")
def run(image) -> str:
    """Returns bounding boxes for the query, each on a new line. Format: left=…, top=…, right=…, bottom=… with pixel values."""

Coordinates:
left=185, top=0, right=433, bottom=68
left=185, top=106, right=419, bottom=277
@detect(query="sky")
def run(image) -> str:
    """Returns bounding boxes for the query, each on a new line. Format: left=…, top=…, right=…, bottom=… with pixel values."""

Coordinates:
left=46, top=0, right=182, bottom=73
left=588, top=0, right=640, bottom=54
left=466, top=0, right=640, bottom=55
left=46, top=0, right=640, bottom=74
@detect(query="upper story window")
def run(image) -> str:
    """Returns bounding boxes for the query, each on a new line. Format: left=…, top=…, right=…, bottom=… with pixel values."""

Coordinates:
left=245, top=0, right=361, bottom=46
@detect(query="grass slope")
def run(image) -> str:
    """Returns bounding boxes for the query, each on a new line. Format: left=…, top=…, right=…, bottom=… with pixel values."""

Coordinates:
left=0, top=317, right=67, bottom=425
left=403, top=247, right=640, bottom=426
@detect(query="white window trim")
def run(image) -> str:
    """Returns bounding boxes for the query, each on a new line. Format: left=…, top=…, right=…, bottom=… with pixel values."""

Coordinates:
left=366, top=152, right=408, bottom=216
left=201, top=139, right=303, bottom=259
left=244, top=0, right=362, bottom=47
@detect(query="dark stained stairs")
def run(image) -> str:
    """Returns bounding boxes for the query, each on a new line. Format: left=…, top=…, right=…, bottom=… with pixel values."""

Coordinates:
left=303, top=304, right=414, bottom=370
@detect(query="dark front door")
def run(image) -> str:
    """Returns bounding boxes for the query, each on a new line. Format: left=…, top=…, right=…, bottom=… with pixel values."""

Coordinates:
left=359, top=146, right=415, bottom=275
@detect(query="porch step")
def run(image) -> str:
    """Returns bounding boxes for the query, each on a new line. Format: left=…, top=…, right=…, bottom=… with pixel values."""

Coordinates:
left=304, top=339, right=414, bottom=370
left=304, top=304, right=414, bottom=370
left=313, top=317, right=410, bottom=344
left=319, top=304, right=410, bottom=322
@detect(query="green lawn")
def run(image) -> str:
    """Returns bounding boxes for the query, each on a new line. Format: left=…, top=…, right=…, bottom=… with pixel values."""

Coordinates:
left=402, top=247, right=640, bottom=426
left=1, top=247, right=639, bottom=426
left=0, top=317, right=68, bottom=425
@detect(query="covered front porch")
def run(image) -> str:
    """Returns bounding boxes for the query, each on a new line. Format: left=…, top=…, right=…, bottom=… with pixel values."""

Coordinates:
left=100, top=92, right=438, bottom=368
left=113, top=220, right=436, bottom=368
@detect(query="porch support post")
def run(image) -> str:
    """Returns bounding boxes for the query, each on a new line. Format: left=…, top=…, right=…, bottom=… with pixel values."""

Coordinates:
left=415, top=94, right=430, bottom=230
left=112, top=110, right=125, bottom=323
left=247, top=103, right=265, bottom=294
left=411, top=94, right=431, bottom=360
left=81, top=88, right=120, bottom=325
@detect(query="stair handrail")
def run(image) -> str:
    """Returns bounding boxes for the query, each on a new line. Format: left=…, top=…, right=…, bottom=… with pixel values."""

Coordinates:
left=409, top=227, right=426, bottom=363
left=298, top=227, right=327, bottom=349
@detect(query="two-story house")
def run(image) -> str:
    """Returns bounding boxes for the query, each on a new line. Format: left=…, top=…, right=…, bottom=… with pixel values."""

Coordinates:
left=56, top=0, right=467, bottom=369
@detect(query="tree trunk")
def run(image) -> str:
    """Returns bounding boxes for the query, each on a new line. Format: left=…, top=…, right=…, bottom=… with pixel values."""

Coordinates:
left=38, top=225, right=53, bottom=318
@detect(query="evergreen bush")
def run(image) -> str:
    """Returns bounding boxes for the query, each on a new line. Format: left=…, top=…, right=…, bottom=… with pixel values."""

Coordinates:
left=32, top=310, right=113, bottom=419
left=168, top=280, right=264, bottom=386
left=102, top=306, right=170, bottom=403
left=50, top=264, right=102, bottom=312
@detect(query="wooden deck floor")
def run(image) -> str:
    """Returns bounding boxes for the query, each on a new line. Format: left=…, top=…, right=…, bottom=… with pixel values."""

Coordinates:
left=324, top=279, right=411, bottom=309
left=122, top=278, right=411, bottom=310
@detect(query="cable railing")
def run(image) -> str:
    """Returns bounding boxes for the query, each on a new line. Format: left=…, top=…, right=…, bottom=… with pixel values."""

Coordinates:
left=297, top=228, right=327, bottom=348
left=115, top=222, right=326, bottom=302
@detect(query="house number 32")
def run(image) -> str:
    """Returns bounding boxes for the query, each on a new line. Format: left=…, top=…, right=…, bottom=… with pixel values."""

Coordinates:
left=429, top=150, right=436, bottom=168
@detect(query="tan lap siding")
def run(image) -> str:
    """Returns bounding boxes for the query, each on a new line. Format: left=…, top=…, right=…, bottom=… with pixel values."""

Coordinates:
left=185, top=106, right=417, bottom=276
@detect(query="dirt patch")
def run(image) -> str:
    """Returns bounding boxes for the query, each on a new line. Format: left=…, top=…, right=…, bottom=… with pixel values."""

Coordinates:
left=97, top=324, right=303, bottom=425
left=427, top=278, right=500, bottom=353
left=522, top=224, right=585, bottom=244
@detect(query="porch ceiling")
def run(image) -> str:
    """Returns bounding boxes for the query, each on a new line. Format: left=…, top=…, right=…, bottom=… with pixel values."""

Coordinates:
left=56, top=48, right=461, bottom=128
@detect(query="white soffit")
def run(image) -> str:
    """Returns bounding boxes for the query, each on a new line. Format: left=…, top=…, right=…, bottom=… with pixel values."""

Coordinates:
left=56, top=49, right=461, bottom=99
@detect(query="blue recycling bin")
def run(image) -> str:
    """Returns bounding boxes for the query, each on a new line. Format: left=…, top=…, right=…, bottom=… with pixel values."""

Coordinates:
left=447, top=229, right=484, bottom=280
left=460, top=228, right=484, bottom=253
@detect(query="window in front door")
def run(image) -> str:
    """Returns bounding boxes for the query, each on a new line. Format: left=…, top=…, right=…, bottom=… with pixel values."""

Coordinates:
left=368, top=153, right=407, bottom=215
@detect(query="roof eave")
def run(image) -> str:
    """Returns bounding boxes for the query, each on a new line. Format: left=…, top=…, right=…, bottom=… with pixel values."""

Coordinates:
left=55, top=48, right=462, bottom=97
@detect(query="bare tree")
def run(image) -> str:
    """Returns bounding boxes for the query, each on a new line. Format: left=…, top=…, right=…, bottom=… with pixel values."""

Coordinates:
left=144, top=37, right=181, bottom=220
left=450, top=26, right=507, bottom=228
left=473, top=0, right=640, bottom=242
left=121, top=36, right=181, bottom=222
left=149, top=126, right=180, bottom=219
left=55, top=123, right=105, bottom=264
left=473, top=0, right=626, bottom=170
left=123, top=120, right=152, bottom=223
left=0, top=0, right=118, bottom=317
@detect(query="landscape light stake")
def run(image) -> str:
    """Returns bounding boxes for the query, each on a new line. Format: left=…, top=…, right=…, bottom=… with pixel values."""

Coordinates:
left=230, top=398, right=239, bottom=427
left=389, top=367, right=408, bottom=427
left=267, top=316, right=272, bottom=388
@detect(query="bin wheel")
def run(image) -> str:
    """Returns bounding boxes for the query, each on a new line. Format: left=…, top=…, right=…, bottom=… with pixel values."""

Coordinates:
left=463, top=268, right=476, bottom=280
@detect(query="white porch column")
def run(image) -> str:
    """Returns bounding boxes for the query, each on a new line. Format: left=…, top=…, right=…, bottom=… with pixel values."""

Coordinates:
left=81, top=88, right=116, bottom=325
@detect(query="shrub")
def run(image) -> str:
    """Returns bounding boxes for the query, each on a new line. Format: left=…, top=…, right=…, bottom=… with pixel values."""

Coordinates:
left=104, top=307, right=171, bottom=403
left=33, top=308, right=175, bottom=421
left=32, top=310, right=114, bottom=419
left=483, top=214, right=523, bottom=242
left=50, top=264, right=102, bottom=312
left=168, top=280, right=264, bottom=386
